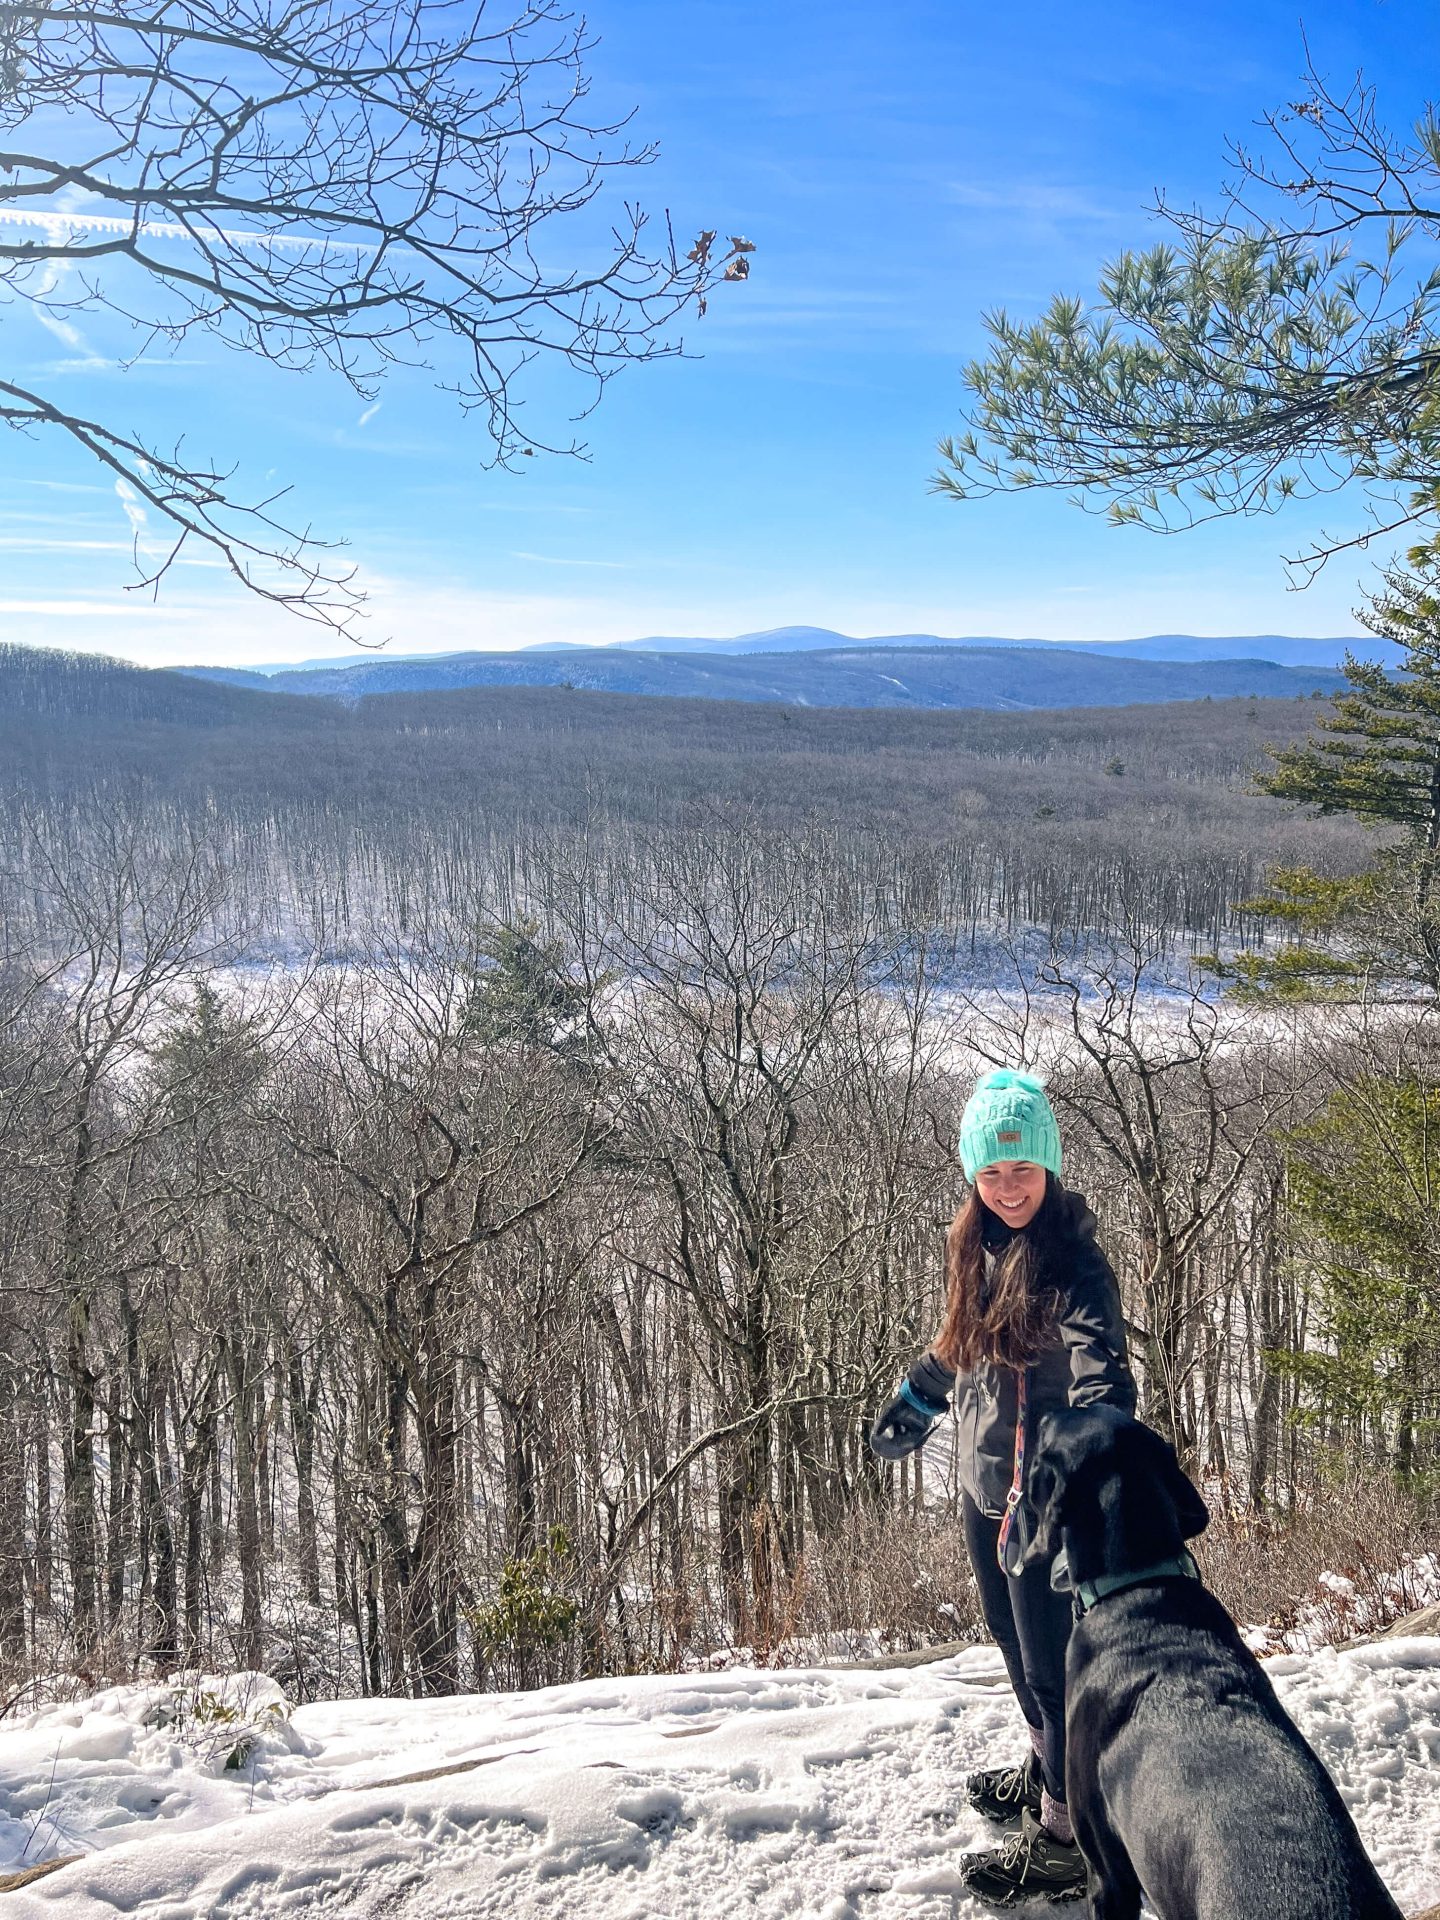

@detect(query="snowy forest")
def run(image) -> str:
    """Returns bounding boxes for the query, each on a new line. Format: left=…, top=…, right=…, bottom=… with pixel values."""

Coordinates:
left=6, top=0, right=1440, bottom=1909
left=2, top=645, right=1435, bottom=1710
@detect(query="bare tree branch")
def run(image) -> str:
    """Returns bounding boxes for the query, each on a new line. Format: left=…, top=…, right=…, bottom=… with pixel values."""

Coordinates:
left=0, top=0, right=751, bottom=636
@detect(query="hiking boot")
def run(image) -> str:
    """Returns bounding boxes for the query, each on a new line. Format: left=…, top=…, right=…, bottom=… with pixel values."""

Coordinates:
left=964, top=1749, right=1044, bottom=1825
left=959, top=1808, right=1088, bottom=1907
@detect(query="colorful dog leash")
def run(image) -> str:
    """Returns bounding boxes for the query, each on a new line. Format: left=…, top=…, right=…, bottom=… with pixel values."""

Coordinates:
left=996, top=1367, right=1027, bottom=1574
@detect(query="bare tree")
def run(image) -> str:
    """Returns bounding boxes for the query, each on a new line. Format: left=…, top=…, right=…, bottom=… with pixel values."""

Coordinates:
left=14, top=820, right=232, bottom=1654
left=959, top=924, right=1306, bottom=1461
left=260, top=923, right=601, bottom=1693
left=0, top=0, right=751, bottom=635
left=0, top=799, right=1423, bottom=1702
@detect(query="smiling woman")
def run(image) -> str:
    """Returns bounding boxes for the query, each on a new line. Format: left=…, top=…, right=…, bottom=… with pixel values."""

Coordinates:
left=974, top=1160, right=1048, bottom=1230
left=0, top=0, right=750, bottom=637
left=869, top=1066, right=1137, bottom=1906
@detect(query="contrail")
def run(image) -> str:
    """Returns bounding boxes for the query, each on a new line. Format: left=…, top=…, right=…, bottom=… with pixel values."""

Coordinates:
left=0, top=206, right=375, bottom=256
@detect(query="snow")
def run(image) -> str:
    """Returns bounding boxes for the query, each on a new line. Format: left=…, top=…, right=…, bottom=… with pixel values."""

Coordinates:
left=1243, top=1554, right=1440, bottom=1656
left=0, top=1641, right=1436, bottom=1918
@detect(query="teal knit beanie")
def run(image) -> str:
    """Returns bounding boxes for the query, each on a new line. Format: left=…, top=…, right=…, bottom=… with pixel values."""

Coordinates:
left=959, top=1069, right=1062, bottom=1182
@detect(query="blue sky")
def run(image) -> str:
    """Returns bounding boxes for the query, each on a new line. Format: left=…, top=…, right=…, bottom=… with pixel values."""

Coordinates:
left=1, top=0, right=1430, bottom=667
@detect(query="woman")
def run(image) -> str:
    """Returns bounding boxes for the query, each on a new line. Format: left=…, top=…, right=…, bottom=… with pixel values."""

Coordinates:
left=870, top=1068, right=1134, bottom=1907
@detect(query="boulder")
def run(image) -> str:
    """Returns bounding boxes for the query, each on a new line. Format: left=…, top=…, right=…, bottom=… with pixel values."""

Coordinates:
left=1374, top=1603, right=1440, bottom=1640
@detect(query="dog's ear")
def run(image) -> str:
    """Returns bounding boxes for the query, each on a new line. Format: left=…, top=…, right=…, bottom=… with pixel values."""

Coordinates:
left=1017, top=1453, right=1063, bottom=1571
left=1133, top=1423, right=1210, bottom=1540
left=1166, top=1451, right=1210, bottom=1540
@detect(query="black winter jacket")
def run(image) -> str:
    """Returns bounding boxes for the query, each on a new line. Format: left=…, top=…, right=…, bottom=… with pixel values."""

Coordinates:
left=907, top=1187, right=1135, bottom=1522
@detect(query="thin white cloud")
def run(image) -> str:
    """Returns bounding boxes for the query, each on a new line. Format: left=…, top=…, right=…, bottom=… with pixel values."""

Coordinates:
left=37, top=355, right=208, bottom=377
left=27, top=257, right=109, bottom=367
left=33, top=308, right=89, bottom=353
left=0, top=599, right=194, bottom=617
left=313, top=426, right=443, bottom=459
left=10, top=478, right=111, bottom=496
left=357, top=402, right=383, bottom=428
left=511, top=551, right=627, bottom=569
left=0, top=206, right=372, bottom=257
left=2, top=571, right=647, bottom=662
left=0, top=518, right=231, bottom=566
left=697, top=282, right=911, bottom=341
left=946, top=181, right=1121, bottom=220
left=0, top=537, right=131, bottom=553
left=114, top=477, right=148, bottom=538
left=443, top=499, right=596, bottom=516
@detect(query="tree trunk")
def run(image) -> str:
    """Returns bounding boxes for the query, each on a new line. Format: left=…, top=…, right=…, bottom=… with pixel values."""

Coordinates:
left=1139, top=1216, right=1193, bottom=1460
left=64, top=1309, right=99, bottom=1654
left=62, top=1097, right=100, bottom=1654
left=411, top=1361, right=460, bottom=1694
left=287, top=1342, right=322, bottom=1609
left=1248, top=1231, right=1284, bottom=1510
left=33, top=1393, right=52, bottom=1618
left=0, top=1315, right=26, bottom=1662
left=379, top=1312, right=416, bottom=1693
left=224, top=1337, right=264, bottom=1670
left=208, top=1436, right=225, bottom=1576
left=111, top=1291, right=143, bottom=1631
left=138, top=1366, right=178, bottom=1673
left=181, top=1437, right=210, bottom=1663
left=256, top=1366, right=275, bottom=1562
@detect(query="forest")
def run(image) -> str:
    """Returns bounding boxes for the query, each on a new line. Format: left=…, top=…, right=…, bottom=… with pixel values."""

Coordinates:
left=0, top=643, right=1433, bottom=1706
left=1, top=645, right=1366, bottom=947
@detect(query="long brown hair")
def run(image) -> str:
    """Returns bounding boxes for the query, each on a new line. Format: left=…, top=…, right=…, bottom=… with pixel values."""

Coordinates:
left=934, top=1177, right=1064, bottom=1372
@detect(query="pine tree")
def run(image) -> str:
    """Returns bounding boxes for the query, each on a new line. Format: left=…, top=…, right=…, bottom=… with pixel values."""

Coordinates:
left=1281, top=1077, right=1440, bottom=1483
left=1263, top=563, right=1440, bottom=853
left=1235, top=557, right=1440, bottom=997
left=460, top=919, right=595, bottom=1053
left=148, top=981, right=270, bottom=1121
left=934, top=68, right=1440, bottom=573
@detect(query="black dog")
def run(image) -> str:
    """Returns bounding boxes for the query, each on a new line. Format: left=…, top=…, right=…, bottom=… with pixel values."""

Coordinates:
left=1022, top=1406, right=1403, bottom=1920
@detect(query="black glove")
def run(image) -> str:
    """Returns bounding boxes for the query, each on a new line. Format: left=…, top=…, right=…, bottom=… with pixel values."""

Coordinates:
left=869, top=1353, right=954, bottom=1460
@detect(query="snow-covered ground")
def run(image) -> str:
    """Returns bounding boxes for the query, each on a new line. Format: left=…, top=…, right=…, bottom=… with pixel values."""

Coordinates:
left=1, top=1639, right=1438, bottom=1919
left=1242, top=1555, right=1440, bottom=1658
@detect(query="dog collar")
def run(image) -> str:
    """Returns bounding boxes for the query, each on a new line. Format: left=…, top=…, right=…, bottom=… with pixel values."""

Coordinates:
left=1072, top=1550, right=1201, bottom=1616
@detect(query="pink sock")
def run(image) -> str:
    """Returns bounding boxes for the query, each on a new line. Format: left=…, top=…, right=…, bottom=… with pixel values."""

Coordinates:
left=1027, top=1723, right=1045, bottom=1760
left=1041, top=1789, right=1074, bottom=1845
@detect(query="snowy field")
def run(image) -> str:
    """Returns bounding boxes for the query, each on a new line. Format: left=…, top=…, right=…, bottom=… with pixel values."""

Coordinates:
left=1, top=1638, right=1438, bottom=1919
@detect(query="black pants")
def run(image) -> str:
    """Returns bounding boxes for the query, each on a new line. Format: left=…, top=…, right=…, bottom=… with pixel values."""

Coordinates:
left=962, top=1493, right=1073, bottom=1802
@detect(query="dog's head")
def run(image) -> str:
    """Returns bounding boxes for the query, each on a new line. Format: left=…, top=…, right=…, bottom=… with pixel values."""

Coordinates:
left=1020, top=1405, right=1210, bottom=1584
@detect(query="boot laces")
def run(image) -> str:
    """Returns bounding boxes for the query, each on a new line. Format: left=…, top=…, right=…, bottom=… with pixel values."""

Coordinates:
left=1000, top=1813, right=1075, bottom=1881
left=999, top=1823, right=1036, bottom=1878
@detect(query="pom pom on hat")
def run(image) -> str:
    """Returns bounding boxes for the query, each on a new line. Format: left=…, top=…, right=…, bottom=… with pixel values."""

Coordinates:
left=959, top=1068, right=1062, bottom=1182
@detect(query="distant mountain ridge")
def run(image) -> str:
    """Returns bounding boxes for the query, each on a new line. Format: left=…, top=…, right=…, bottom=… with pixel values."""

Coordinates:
left=218, top=628, right=1386, bottom=676
left=612, top=626, right=1383, bottom=667
left=176, top=642, right=1348, bottom=712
